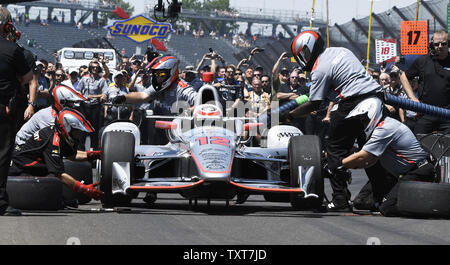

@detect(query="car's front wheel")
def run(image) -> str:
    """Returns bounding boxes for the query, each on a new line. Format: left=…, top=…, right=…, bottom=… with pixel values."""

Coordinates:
left=100, top=131, right=135, bottom=208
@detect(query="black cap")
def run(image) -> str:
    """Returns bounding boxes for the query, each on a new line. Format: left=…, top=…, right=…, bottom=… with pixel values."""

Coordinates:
left=280, top=67, right=289, bottom=75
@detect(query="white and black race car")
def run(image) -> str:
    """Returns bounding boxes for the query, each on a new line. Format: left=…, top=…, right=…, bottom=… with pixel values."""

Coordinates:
left=96, top=85, right=324, bottom=209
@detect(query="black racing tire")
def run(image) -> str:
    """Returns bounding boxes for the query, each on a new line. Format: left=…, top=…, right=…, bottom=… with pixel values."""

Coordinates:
left=288, top=135, right=324, bottom=210
left=7, top=176, right=62, bottom=210
left=101, top=131, right=135, bottom=207
left=397, top=181, right=450, bottom=218
left=62, top=160, right=92, bottom=205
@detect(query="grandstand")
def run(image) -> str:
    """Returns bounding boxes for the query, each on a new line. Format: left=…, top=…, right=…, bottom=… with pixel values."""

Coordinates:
left=8, top=0, right=449, bottom=72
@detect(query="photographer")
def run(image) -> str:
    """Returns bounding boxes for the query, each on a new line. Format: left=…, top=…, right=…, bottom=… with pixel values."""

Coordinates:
left=0, top=7, right=33, bottom=216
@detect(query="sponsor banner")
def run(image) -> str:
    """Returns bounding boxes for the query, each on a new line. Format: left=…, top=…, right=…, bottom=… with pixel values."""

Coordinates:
left=375, top=39, right=397, bottom=64
left=107, top=15, right=174, bottom=44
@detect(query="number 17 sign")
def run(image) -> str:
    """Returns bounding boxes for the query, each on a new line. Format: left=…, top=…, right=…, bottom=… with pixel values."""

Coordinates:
left=376, top=39, right=397, bottom=64
left=400, top=20, right=428, bottom=55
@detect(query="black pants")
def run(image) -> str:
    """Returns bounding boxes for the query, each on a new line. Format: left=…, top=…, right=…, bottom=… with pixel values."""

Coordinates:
left=414, top=115, right=450, bottom=135
left=379, top=163, right=436, bottom=217
left=0, top=105, right=18, bottom=211
left=326, top=97, right=376, bottom=203
left=80, top=103, right=103, bottom=150
left=304, top=112, right=329, bottom=150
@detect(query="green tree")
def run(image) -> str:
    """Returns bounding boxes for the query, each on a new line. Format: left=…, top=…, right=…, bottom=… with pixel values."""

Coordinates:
left=99, top=0, right=135, bottom=21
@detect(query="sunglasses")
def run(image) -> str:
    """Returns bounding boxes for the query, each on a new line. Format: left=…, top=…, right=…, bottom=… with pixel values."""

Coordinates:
left=55, top=74, right=63, bottom=77
left=433, top=42, right=448, bottom=47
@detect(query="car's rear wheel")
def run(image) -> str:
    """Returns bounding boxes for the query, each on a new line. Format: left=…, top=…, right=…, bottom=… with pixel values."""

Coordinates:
left=288, top=135, right=324, bottom=210
left=100, top=131, right=135, bottom=208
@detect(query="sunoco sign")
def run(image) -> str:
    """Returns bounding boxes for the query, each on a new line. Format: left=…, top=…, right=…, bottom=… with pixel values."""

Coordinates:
left=107, top=15, right=174, bottom=43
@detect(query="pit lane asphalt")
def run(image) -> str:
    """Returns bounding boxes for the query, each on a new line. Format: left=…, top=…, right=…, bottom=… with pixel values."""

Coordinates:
left=1, top=169, right=450, bottom=245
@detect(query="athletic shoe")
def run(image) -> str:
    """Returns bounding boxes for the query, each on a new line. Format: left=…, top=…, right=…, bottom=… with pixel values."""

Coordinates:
left=0, top=206, right=22, bottom=216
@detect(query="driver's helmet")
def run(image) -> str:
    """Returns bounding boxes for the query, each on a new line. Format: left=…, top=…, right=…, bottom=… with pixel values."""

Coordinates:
left=50, top=80, right=87, bottom=111
left=146, top=56, right=179, bottom=93
left=56, top=108, right=94, bottom=147
left=290, top=30, right=325, bottom=72
left=193, top=104, right=223, bottom=122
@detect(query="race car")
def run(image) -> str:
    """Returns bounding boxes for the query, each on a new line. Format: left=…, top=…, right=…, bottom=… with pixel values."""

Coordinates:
left=96, top=85, right=324, bottom=209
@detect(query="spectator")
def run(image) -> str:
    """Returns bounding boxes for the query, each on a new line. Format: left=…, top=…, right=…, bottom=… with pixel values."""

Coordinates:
left=260, top=74, right=271, bottom=95
left=371, top=70, right=380, bottom=84
left=277, top=69, right=309, bottom=132
left=118, top=55, right=131, bottom=73
left=399, top=29, right=450, bottom=134
left=215, top=66, right=226, bottom=81
left=35, top=61, right=50, bottom=111
left=54, top=68, right=66, bottom=87
left=69, top=70, right=79, bottom=90
left=247, top=77, right=270, bottom=118
left=183, top=65, right=203, bottom=91
left=253, top=68, right=262, bottom=80
left=103, top=71, right=133, bottom=125
left=129, top=55, right=142, bottom=80
left=271, top=52, right=290, bottom=102
left=78, top=65, right=89, bottom=79
left=213, top=64, right=242, bottom=115
left=384, top=71, right=405, bottom=123
left=246, top=77, right=270, bottom=145
left=242, top=66, right=254, bottom=99
left=379, top=72, right=390, bottom=88
left=77, top=60, right=108, bottom=150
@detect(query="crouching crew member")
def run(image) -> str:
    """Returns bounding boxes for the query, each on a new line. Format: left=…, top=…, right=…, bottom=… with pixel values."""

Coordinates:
left=9, top=108, right=104, bottom=200
left=341, top=115, right=436, bottom=216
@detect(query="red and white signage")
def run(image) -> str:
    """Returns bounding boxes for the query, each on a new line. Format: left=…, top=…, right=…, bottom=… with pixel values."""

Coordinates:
left=375, top=38, right=397, bottom=64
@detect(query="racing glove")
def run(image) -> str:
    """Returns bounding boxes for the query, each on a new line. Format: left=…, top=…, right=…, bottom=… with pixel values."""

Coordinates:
left=73, top=181, right=104, bottom=200
left=87, top=150, right=102, bottom=161
left=112, top=95, right=126, bottom=104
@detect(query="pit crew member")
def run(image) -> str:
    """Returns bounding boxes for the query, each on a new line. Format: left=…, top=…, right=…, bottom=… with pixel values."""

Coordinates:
left=9, top=109, right=104, bottom=200
left=341, top=115, right=435, bottom=217
left=287, top=30, right=384, bottom=211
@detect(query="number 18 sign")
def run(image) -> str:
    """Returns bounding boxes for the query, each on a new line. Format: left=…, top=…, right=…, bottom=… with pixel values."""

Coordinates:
left=400, top=20, right=428, bottom=55
left=375, top=39, right=397, bottom=64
